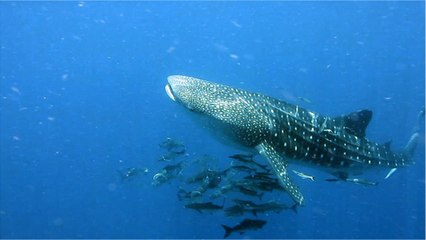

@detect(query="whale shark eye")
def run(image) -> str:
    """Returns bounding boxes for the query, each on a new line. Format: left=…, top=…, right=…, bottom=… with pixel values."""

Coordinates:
left=186, top=104, right=202, bottom=113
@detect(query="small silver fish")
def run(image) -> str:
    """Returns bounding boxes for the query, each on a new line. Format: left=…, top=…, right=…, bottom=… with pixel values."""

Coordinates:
left=384, top=168, right=397, bottom=179
left=297, top=96, right=312, bottom=104
left=292, top=170, right=315, bottom=181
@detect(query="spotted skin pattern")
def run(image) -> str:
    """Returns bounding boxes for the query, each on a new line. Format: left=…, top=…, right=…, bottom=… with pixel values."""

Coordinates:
left=166, top=75, right=417, bottom=205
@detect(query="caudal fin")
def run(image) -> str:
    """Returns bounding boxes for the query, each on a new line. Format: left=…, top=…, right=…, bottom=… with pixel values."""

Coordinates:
left=290, top=203, right=298, bottom=214
left=404, top=132, right=420, bottom=157
left=404, top=107, right=425, bottom=157
left=222, top=225, right=233, bottom=238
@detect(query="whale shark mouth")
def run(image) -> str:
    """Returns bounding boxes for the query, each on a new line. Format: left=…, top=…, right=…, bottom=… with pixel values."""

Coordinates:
left=166, top=75, right=189, bottom=102
left=165, top=84, right=176, bottom=102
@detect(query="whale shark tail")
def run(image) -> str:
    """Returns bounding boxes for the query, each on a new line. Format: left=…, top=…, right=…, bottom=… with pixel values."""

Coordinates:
left=403, top=107, right=425, bottom=158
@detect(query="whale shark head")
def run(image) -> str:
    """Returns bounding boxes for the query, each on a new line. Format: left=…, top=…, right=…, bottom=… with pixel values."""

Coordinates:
left=166, top=75, right=234, bottom=114
left=165, top=75, right=243, bottom=121
left=165, top=75, right=271, bottom=148
left=166, top=75, right=208, bottom=111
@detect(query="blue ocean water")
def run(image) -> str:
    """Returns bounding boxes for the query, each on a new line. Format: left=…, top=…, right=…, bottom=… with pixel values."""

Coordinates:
left=0, top=1, right=424, bottom=239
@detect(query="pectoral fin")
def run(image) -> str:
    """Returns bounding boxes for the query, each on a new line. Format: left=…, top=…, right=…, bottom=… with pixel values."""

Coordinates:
left=256, top=142, right=304, bottom=205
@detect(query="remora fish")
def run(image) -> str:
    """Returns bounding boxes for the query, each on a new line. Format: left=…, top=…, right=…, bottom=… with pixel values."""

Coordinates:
left=184, top=201, right=224, bottom=213
left=231, top=199, right=296, bottom=215
left=152, top=161, right=185, bottom=186
left=229, top=153, right=269, bottom=170
left=221, top=219, right=267, bottom=238
left=292, top=170, right=315, bottom=181
left=117, top=167, right=149, bottom=181
left=165, top=75, right=424, bottom=205
left=159, top=137, right=186, bottom=153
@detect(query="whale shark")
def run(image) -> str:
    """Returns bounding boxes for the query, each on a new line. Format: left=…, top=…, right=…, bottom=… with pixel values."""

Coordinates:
left=165, top=75, right=423, bottom=205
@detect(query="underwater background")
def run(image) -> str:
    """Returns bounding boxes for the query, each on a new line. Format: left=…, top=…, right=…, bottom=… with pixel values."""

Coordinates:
left=0, top=1, right=425, bottom=239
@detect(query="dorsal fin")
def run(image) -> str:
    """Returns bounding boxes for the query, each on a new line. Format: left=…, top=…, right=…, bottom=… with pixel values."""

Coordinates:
left=383, top=140, right=392, bottom=150
left=340, top=109, right=372, bottom=138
